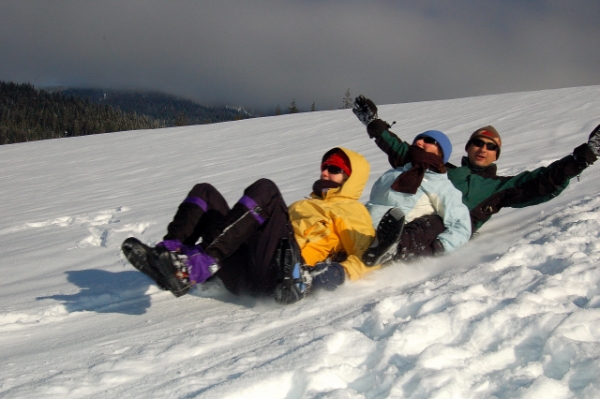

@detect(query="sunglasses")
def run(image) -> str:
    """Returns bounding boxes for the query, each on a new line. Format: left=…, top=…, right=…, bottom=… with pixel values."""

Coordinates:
left=470, top=138, right=499, bottom=151
left=414, top=136, right=438, bottom=146
left=322, top=165, right=344, bottom=174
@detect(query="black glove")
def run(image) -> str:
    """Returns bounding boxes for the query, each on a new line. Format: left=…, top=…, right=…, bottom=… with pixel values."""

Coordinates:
left=573, top=124, right=600, bottom=166
left=573, top=143, right=597, bottom=166
left=587, top=123, right=600, bottom=158
left=310, top=262, right=345, bottom=291
left=352, top=95, right=378, bottom=126
left=366, top=119, right=391, bottom=139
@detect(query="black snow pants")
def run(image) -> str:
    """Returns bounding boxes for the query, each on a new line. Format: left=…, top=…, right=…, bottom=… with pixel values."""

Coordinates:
left=163, top=178, right=294, bottom=296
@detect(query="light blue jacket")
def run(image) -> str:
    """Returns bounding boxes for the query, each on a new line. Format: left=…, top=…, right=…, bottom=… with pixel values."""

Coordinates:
left=366, top=163, right=471, bottom=252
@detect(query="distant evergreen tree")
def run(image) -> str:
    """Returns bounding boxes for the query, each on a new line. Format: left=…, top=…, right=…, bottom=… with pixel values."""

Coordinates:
left=310, top=102, right=316, bottom=112
left=342, top=88, right=352, bottom=109
left=275, top=104, right=281, bottom=115
left=288, top=99, right=299, bottom=114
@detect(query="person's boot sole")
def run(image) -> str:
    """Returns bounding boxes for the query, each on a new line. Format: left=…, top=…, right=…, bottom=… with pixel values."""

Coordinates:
left=122, top=237, right=169, bottom=290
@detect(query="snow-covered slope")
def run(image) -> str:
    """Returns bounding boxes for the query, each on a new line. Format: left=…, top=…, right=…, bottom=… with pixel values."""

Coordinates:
left=1, top=86, right=600, bottom=398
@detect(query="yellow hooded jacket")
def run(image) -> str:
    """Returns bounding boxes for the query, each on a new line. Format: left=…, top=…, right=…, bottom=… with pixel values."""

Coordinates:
left=288, top=147, right=377, bottom=281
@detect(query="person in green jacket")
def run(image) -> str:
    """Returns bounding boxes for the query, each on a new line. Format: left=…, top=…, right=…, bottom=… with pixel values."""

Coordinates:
left=353, top=95, right=600, bottom=235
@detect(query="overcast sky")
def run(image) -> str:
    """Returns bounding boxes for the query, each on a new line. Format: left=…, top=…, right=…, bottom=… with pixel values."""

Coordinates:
left=2, top=1, right=600, bottom=113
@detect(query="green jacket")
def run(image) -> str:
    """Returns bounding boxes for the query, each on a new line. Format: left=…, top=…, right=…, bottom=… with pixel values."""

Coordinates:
left=371, top=128, right=594, bottom=232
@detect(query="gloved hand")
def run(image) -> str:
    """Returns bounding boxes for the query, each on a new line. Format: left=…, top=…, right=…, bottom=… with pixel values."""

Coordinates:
left=573, top=123, right=600, bottom=166
left=587, top=123, right=600, bottom=158
left=366, top=119, right=392, bottom=139
left=352, top=95, right=378, bottom=126
left=573, top=143, right=597, bottom=166
left=309, top=262, right=345, bottom=291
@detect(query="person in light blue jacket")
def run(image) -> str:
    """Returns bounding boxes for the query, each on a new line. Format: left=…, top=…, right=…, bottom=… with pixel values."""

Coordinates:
left=364, top=130, right=471, bottom=264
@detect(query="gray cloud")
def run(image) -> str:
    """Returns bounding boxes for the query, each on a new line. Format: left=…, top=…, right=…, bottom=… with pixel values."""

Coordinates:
left=2, top=0, right=599, bottom=113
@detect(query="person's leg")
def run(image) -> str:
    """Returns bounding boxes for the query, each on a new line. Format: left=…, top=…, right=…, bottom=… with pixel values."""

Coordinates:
left=208, top=178, right=295, bottom=296
left=155, top=178, right=292, bottom=297
left=395, top=215, right=446, bottom=261
left=164, top=183, right=230, bottom=246
left=159, top=181, right=258, bottom=296
left=151, top=183, right=232, bottom=296
left=126, top=183, right=229, bottom=294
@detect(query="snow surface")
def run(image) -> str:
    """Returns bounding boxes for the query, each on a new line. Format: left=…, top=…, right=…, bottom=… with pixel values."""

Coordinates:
left=1, top=86, right=600, bottom=398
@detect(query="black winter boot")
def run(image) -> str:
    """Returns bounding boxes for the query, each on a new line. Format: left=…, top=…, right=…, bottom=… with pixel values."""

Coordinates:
left=274, top=238, right=311, bottom=304
left=122, top=237, right=169, bottom=290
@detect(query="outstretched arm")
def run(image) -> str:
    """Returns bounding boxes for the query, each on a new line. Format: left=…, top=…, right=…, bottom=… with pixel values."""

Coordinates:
left=352, top=95, right=411, bottom=168
left=466, top=124, right=600, bottom=231
left=505, top=125, right=599, bottom=209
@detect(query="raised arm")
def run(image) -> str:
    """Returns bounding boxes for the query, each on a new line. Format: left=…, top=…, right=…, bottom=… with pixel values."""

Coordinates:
left=353, top=95, right=411, bottom=168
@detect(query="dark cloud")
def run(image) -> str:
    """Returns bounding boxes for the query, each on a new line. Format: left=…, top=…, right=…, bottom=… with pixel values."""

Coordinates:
left=2, top=0, right=599, bottom=113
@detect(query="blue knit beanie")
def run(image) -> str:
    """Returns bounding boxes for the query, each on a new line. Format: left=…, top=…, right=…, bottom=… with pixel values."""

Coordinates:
left=413, top=130, right=452, bottom=164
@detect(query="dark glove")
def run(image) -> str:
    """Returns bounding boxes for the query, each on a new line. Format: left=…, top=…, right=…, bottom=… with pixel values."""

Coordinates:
left=352, top=95, right=378, bottom=126
left=587, top=123, right=600, bottom=158
left=310, top=262, right=345, bottom=291
left=572, top=124, right=600, bottom=166
left=573, top=143, right=597, bottom=166
left=366, top=119, right=391, bottom=139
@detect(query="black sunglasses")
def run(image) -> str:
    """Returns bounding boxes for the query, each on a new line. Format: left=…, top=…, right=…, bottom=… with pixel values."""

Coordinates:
left=414, top=136, right=438, bottom=146
left=470, top=138, right=499, bottom=151
left=322, top=165, right=344, bottom=174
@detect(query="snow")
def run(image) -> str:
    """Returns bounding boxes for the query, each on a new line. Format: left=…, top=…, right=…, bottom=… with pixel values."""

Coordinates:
left=1, top=86, right=600, bottom=398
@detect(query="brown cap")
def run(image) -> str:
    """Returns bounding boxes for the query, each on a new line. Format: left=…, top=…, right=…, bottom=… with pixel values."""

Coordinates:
left=466, top=125, right=502, bottom=160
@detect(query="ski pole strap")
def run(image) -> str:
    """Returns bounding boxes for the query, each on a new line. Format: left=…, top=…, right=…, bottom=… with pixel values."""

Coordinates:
left=239, top=195, right=266, bottom=225
left=183, top=196, right=208, bottom=212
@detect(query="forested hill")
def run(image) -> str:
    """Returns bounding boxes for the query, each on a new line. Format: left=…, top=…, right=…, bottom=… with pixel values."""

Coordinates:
left=56, top=88, right=255, bottom=127
left=0, top=82, right=257, bottom=145
left=0, top=81, right=165, bottom=145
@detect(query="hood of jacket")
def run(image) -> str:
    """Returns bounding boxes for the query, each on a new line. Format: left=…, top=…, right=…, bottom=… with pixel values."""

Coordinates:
left=313, top=147, right=370, bottom=201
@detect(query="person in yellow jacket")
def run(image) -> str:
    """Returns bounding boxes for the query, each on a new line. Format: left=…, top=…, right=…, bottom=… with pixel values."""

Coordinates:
left=289, top=147, right=376, bottom=282
left=122, top=147, right=377, bottom=304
